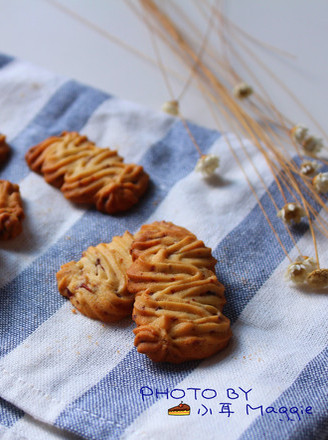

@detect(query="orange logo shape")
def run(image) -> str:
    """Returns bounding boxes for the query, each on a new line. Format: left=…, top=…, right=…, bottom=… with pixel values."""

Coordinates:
left=168, top=401, right=190, bottom=416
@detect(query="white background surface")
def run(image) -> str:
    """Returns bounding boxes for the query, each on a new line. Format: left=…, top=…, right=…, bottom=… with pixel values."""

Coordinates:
left=0, top=0, right=327, bottom=133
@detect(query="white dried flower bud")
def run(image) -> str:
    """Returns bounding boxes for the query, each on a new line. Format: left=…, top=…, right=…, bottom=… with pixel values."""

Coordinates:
left=285, top=262, right=308, bottom=284
left=302, top=135, right=323, bottom=156
left=299, top=256, right=317, bottom=273
left=233, top=82, right=253, bottom=99
left=195, top=154, right=220, bottom=177
left=313, top=172, right=328, bottom=194
left=291, top=124, right=308, bottom=144
left=290, top=124, right=324, bottom=156
left=161, top=100, right=179, bottom=116
left=300, top=160, right=320, bottom=176
left=306, top=269, right=328, bottom=288
left=285, top=256, right=317, bottom=285
left=277, top=203, right=306, bottom=224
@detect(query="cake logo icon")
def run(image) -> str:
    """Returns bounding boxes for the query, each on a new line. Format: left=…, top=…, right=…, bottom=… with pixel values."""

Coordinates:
left=168, top=401, right=190, bottom=416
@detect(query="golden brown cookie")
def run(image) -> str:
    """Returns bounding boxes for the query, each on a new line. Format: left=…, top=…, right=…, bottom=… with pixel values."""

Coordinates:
left=25, top=131, right=149, bottom=214
left=0, top=180, right=24, bottom=240
left=0, top=134, right=10, bottom=164
left=127, top=221, right=232, bottom=363
left=57, top=231, right=134, bottom=323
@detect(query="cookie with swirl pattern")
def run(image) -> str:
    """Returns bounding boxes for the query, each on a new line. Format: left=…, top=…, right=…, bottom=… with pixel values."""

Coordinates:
left=25, top=131, right=149, bottom=214
left=0, top=180, right=24, bottom=240
left=57, top=231, right=134, bottom=323
left=0, top=134, right=10, bottom=165
left=127, top=221, right=232, bottom=363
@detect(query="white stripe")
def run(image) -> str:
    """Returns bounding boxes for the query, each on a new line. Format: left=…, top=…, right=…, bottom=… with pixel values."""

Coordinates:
left=0, top=60, right=66, bottom=140
left=123, top=228, right=328, bottom=440
left=82, top=96, right=176, bottom=163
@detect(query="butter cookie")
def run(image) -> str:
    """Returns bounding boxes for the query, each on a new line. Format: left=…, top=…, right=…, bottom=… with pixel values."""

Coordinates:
left=57, top=231, right=134, bottom=323
left=0, top=180, right=24, bottom=240
left=0, top=134, right=10, bottom=164
left=26, top=132, right=149, bottom=214
left=128, top=221, right=231, bottom=363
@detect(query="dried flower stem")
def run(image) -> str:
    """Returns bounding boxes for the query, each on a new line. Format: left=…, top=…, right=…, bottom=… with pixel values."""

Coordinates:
left=139, top=2, right=292, bottom=191
left=46, top=0, right=189, bottom=86
left=198, top=80, right=302, bottom=257
left=138, top=0, right=326, bottom=270
left=179, top=115, right=203, bottom=156
left=140, top=1, right=295, bottom=183
left=46, top=0, right=155, bottom=68
left=140, top=1, right=296, bottom=252
left=198, top=0, right=296, bottom=60
left=197, top=2, right=297, bottom=132
left=203, top=90, right=292, bottom=261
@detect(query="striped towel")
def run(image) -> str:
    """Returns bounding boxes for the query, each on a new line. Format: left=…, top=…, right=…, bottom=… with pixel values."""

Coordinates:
left=0, top=53, right=327, bottom=440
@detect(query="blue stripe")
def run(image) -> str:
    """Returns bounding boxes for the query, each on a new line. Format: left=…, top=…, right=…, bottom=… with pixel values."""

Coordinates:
left=55, top=161, right=324, bottom=439
left=0, top=396, right=24, bottom=429
left=0, top=54, right=14, bottom=69
left=1, top=80, right=110, bottom=183
left=57, top=350, right=198, bottom=440
left=239, top=346, right=328, bottom=440
left=216, top=172, right=308, bottom=324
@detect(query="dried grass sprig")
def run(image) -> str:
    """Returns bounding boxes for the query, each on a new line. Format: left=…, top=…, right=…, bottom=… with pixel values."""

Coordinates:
left=137, top=0, right=328, bottom=281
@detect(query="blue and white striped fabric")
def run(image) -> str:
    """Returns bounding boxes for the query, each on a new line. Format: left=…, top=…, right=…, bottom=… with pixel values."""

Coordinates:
left=0, top=53, right=327, bottom=440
